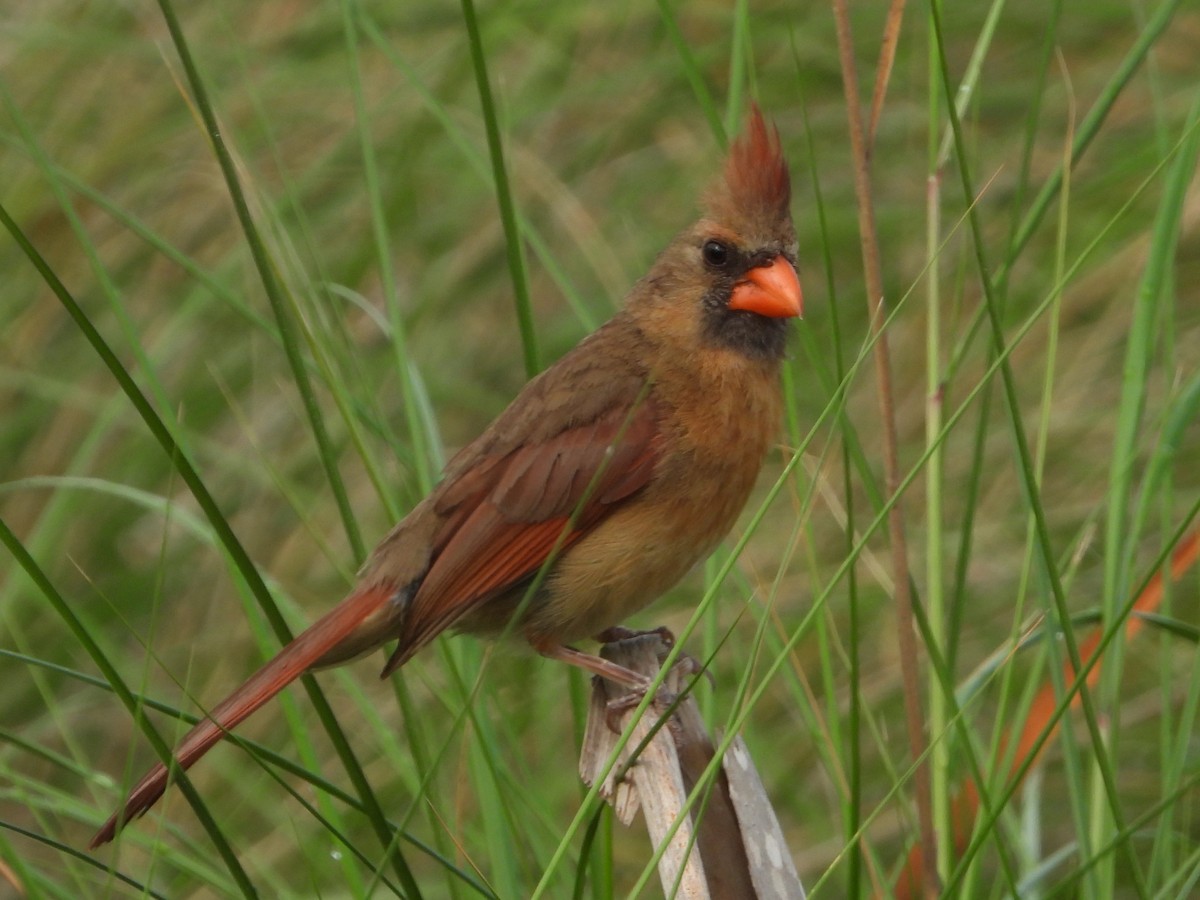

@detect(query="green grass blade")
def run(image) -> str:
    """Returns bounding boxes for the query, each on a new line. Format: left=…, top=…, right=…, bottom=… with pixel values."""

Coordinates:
left=0, top=517, right=255, bottom=896
left=459, top=0, right=538, bottom=377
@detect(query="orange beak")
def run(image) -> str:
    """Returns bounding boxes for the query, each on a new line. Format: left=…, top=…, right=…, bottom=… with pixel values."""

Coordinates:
left=728, top=256, right=803, bottom=318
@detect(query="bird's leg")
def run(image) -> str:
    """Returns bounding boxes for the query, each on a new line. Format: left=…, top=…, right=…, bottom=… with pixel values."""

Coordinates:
left=536, top=642, right=652, bottom=690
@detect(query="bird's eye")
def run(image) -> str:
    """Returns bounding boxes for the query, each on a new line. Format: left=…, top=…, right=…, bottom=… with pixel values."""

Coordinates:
left=702, top=239, right=732, bottom=269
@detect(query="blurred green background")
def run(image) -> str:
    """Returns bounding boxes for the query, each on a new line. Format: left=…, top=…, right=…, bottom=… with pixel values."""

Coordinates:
left=2, top=1, right=1199, bottom=897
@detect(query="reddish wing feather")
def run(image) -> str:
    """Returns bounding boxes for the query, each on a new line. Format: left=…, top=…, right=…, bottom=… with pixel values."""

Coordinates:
left=385, top=513, right=582, bottom=666
left=389, top=398, right=661, bottom=665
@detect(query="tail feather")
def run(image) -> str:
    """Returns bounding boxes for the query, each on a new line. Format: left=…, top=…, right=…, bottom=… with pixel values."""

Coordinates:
left=90, top=583, right=401, bottom=848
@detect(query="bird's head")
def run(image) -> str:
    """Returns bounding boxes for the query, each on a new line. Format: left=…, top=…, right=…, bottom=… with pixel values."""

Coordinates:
left=632, top=104, right=802, bottom=364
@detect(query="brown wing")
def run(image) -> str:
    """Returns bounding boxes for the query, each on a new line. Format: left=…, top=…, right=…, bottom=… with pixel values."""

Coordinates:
left=382, top=394, right=661, bottom=672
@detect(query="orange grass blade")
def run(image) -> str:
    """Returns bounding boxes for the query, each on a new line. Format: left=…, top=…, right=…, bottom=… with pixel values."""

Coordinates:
left=891, top=530, right=1200, bottom=899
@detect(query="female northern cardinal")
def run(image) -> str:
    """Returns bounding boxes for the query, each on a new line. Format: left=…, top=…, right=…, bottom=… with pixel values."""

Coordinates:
left=91, top=105, right=801, bottom=847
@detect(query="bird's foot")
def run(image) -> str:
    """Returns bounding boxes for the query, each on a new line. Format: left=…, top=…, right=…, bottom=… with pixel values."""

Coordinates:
left=669, top=650, right=716, bottom=688
left=534, top=640, right=651, bottom=690
left=534, top=637, right=704, bottom=733
left=604, top=684, right=679, bottom=735
left=594, top=625, right=715, bottom=690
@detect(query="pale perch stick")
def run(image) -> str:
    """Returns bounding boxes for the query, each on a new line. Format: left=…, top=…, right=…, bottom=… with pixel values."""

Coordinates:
left=579, top=633, right=805, bottom=899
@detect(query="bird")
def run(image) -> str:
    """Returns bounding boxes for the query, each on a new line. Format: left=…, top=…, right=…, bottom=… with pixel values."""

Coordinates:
left=90, top=104, right=802, bottom=848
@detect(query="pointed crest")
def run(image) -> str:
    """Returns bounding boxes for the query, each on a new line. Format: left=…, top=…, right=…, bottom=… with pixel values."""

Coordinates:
left=707, top=103, right=791, bottom=225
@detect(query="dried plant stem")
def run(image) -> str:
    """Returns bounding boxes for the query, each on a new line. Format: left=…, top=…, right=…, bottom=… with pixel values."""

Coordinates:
left=831, top=2, right=938, bottom=896
left=868, top=0, right=908, bottom=151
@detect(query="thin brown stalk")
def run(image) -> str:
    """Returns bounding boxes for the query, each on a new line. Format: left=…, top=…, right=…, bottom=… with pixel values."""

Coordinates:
left=831, top=2, right=938, bottom=896
left=868, top=0, right=908, bottom=151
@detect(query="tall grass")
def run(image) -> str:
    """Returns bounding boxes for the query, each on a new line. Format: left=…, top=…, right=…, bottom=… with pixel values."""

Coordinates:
left=2, top=1, right=1198, bottom=897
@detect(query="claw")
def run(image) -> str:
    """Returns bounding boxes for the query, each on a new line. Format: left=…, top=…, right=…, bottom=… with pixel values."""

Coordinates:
left=671, top=652, right=716, bottom=688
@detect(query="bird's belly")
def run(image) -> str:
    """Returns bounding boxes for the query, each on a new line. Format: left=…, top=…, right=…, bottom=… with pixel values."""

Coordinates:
left=519, top=473, right=755, bottom=644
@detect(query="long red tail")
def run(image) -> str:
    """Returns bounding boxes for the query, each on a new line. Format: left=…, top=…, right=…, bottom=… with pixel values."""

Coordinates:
left=90, top=584, right=400, bottom=848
